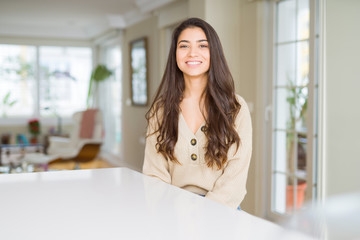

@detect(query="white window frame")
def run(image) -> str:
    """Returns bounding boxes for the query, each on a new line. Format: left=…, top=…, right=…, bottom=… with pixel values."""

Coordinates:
left=98, top=37, right=123, bottom=157
left=92, top=30, right=124, bottom=163
left=265, top=0, right=321, bottom=221
left=0, top=38, right=92, bottom=126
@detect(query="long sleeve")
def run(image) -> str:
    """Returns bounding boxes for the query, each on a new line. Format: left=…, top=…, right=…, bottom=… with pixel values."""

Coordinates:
left=142, top=116, right=172, bottom=184
left=205, top=98, right=252, bottom=209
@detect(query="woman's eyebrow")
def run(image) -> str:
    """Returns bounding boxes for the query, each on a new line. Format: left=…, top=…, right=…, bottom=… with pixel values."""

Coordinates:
left=178, top=39, right=208, bottom=45
left=178, top=40, right=189, bottom=44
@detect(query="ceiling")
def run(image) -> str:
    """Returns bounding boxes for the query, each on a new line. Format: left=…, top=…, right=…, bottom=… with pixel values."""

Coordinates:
left=0, top=0, right=177, bottom=40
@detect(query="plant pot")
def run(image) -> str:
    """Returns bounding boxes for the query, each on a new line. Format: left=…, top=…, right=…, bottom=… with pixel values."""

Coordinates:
left=30, top=136, right=38, bottom=144
left=286, top=182, right=307, bottom=211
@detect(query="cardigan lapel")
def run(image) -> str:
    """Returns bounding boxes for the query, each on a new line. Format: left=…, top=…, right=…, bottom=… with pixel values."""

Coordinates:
left=179, top=112, right=205, bottom=137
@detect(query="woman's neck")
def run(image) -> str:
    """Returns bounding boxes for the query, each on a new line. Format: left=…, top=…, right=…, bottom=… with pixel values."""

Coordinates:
left=183, top=74, right=207, bottom=99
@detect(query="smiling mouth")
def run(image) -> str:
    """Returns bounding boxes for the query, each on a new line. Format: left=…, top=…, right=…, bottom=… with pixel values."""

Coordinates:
left=186, top=61, right=202, bottom=65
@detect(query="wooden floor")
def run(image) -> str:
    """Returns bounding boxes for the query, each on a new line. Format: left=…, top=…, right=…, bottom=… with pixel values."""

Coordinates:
left=48, top=157, right=114, bottom=171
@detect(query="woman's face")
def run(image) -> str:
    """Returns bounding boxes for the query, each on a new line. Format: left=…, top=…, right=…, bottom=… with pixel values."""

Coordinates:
left=176, top=27, right=210, bottom=80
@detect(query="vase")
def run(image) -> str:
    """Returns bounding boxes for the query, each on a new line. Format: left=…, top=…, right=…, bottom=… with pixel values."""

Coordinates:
left=286, top=182, right=307, bottom=212
left=30, top=136, right=38, bottom=144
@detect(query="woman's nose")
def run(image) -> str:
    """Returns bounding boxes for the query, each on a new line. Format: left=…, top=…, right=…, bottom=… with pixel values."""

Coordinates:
left=189, top=46, right=198, bottom=56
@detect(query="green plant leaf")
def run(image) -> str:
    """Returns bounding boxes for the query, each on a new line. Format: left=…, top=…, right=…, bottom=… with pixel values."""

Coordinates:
left=86, top=64, right=113, bottom=108
left=9, top=100, right=17, bottom=107
left=3, top=91, right=11, bottom=104
left=93, top=65, right=112, bottom=82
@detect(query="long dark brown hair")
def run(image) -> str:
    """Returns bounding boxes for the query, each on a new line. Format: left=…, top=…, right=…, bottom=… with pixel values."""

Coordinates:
left=146, top=17, right=241, bottom=169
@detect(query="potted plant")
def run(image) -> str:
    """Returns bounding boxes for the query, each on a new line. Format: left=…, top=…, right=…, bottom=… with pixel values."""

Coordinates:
left=28, top=119, right=41, bottom=144
left=86, top=64, right=113, bottom=108
left=285, top=78, right=308, bottom=211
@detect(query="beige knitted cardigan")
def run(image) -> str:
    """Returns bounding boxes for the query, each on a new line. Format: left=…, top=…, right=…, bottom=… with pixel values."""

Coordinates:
left=143, top=95, right=252, bottom=209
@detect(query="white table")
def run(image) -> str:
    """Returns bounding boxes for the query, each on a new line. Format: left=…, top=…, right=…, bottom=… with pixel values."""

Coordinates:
left=0, top=168, right=313, bottom=240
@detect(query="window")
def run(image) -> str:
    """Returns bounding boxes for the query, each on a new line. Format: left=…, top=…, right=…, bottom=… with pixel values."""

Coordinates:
left=39, top=46, right=92, bottom=117
left=0, top=44, right=92, bottom=120
left=97, top=40, right=122, bottom=156
left=270, top=0, right=319, bottom=216
left=0, top=45, right=36, bottom=117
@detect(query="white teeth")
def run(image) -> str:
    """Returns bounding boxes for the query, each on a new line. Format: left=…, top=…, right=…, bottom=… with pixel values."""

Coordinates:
left=187, top=61, right=201, bottom=65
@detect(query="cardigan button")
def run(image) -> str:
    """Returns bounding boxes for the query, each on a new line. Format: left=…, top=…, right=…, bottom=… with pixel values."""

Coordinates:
left=201, top=126, right=207, bottom=132
left=190, top=138, right=197, bottom=146
left=191, top=154, right=197, bottom=161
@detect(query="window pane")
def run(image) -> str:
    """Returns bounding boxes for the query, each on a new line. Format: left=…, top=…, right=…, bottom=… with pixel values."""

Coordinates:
left=273, top=174, right=307, bottom=214
left=109, top=47, right=123, bottom=150
left=296, top=41, right=309, bottom=86
left=275, top=87, right=292, bottom=130
left=277, top=0, right=296, bottom=43
left=274, top=130, right=288, bottom=172
left=272, top=173, right=288, bottom=214
left=131, top=40, right=147, bottom=105
left=98, top=45, right=122, bottom=155
left=275, top=131, right=306, bottom=174
left=297, top=134, right=307, bottom=172
left=296, top=86, right=308, bottom=131
left=276, top=43, right=296, bottom=86
left=275, top=85, right=308, bottom=131
left=39, top=46, right=91, bottom=117
left=0, top=45, right=36, bottom=117
left=297, top=0, right=310, bottom=40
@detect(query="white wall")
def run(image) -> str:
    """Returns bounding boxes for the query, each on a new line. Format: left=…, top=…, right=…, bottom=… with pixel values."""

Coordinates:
left=203, top=0, right=258, bottom=215
left=324, top=0, right=360, bottom=196
left=188, top=0, right=206, bottom=19
left=122, top=16, right=160, bottom=172
left=205, top=0, right=242, bottom=92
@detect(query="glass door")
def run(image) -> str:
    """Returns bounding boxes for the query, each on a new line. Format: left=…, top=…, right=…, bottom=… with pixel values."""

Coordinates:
left=270, top=0, right=319, bottom=216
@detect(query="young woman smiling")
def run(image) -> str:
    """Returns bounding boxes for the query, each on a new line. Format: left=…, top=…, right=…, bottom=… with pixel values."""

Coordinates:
left=143, top=18, right=252, bottom=210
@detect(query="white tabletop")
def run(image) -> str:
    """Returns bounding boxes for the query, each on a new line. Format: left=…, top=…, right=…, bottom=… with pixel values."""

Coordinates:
left=0, top=168, right=313, bottom=240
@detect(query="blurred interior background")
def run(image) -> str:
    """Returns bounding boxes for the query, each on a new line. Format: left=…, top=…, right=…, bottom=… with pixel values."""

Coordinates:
left=0, top=0, right=359, bottom=238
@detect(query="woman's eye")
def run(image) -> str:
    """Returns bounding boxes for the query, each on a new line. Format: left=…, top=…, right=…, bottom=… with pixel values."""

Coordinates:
left=200, top=44, right=208, bottom=48
left=179, top=45, right=189, bottom=48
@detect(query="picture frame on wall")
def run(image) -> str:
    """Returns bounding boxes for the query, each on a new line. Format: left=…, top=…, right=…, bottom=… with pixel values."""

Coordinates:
left=129, top=37, right=148, bottom=106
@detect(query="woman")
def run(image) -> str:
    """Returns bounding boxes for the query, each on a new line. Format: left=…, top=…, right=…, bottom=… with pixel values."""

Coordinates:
left=143, top=17, right=252, bottom=210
